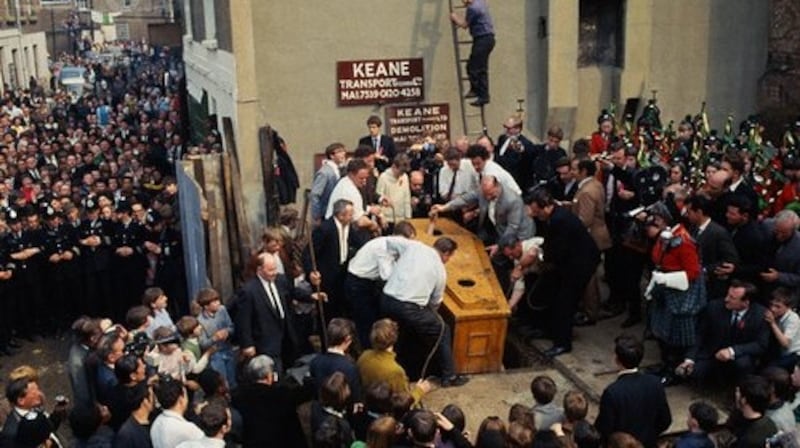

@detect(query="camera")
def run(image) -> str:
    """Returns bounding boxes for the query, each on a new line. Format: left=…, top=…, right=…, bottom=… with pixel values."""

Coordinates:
left=124, top=332, right=153, bottom=358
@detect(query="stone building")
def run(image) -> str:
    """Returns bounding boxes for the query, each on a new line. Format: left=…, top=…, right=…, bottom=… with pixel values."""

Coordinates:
left=0, top=0, right=49, bottom=89
left=183, top=0, right=771, bottom=231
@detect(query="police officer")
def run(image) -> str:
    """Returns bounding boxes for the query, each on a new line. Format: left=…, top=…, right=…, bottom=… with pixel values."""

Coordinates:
left=79, top=197, right=113, bottom=318
left=111, top=200, right=146, bottom=322
left=0, top=214, right=17, bottom=355
left=42, top=206, right=81, bottom=331
left=6, top=208, right=45, bottom=339
left=143, top=206, right=186, bottom=317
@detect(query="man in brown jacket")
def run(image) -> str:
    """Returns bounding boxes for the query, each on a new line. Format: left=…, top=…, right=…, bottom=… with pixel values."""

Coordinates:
left=571, top=158, right=612, bottom=326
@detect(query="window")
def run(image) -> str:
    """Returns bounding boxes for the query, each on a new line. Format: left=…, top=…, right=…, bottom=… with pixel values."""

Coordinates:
left=75, top=0, right=89, bottom=9
left=116, top=22, right=129, bottom=40
left=578, top=0, right=625, bottom=67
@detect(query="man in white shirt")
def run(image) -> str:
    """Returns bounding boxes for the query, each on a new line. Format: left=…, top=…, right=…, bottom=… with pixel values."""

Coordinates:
left=175, top=400, right=230, bottom=448
left=381, top=237, right=469, bottom=388
left=345, top=222, right=416, bottom=346
left=465, top=144, right=521, bottom=195
left=438, top=148, right=477, bottom=203
left=150, top=378, right=203, bottom=448
left=325, top=158, right=381, bottom=234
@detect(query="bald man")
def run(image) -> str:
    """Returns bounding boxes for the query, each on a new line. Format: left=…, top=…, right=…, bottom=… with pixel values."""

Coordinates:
left=235, top=252, right=320, bottom=373
left=496, top=115, right=536, bottom=190
left=704, top=169, right=734, bottom=226
left=432, top=175, right=534, bottom=252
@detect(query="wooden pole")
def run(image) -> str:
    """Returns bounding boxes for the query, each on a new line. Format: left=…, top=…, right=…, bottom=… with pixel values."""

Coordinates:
left=302, top=189, right=327, bottom=349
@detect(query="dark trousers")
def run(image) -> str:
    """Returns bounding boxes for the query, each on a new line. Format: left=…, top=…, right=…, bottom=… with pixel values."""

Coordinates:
left=467, top=34, right=495, bottom=101
left=380, top=294, right=455, bottom=379
left=344, top=273, right=381, bottom=348
left=691, top=355, right=755, bottom=384
left=550, top=265, right=594, bottom=348
left=605, top=244, right=646, bottom=317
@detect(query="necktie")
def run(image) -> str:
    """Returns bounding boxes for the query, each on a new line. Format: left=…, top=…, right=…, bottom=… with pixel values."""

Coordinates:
left=267, top=281, right=285, bottom=319
left=446, top=169, right=458, bottom=201
left=373, top=137, right=379, bottom=153
left=731, top=311, right=740, bottom=330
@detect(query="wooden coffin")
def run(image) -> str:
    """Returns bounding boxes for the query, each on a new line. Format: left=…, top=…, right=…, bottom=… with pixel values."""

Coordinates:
left=409, top=218, right=510, bottom=374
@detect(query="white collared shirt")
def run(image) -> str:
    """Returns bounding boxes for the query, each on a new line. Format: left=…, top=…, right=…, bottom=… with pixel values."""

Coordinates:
left=151, top=409, right=204, bottom=448
left=348, top=236, right=411, bottom=280
left=325, top=176, right=365, bottom=221
left=438, top=160, right=477, bottom=200
left=383, top=240, right=446, bottom=307
left=477, top=160, right=522, bottom=195
left=258, top=275, right=285, bottom=319
left=729, top=177, right=744, bottom=192
left=697, top=217, right=711, bottom=235
left=334, top=218, right=349, bottom=264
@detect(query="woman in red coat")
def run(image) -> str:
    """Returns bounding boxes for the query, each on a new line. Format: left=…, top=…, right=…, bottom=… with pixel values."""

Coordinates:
left=590, top=110, right=615, bottom=155
left=644, top=202, right=706, bottom=386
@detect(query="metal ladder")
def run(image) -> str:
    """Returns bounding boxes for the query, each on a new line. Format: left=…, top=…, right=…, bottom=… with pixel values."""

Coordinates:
left=449, top=0, right=487, bottom=139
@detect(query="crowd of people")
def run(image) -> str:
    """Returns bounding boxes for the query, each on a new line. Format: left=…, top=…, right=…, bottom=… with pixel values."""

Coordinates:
left=0, top=28, right=798, bottom=448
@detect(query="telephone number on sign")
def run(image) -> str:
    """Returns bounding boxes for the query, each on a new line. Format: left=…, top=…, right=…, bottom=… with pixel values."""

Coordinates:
left=340, top=87, right=422, bottom=101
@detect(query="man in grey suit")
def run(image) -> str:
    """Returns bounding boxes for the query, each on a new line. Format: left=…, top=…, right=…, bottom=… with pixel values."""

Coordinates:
left=310, top=143, right=346, bottom=225
left=760, top=210, right=800, bottom=293
left=432, top=175, right=534, bottom=253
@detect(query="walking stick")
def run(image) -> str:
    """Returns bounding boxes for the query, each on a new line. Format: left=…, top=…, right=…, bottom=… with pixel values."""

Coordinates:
left=301, top=189, right=328, bottom=349
left=306, top=231, right=328, bottom=350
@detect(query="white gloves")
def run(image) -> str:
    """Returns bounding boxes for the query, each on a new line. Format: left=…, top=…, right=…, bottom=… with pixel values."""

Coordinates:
left=644, top=270, right=689, bottom=301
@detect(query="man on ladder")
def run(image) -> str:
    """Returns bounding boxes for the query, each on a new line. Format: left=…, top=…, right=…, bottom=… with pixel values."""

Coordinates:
left=450, top=0, right=495, bottom=107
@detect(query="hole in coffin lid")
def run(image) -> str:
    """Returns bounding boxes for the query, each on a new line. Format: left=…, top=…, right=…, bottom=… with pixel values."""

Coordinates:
left=457, top=278, right=476, bottom=287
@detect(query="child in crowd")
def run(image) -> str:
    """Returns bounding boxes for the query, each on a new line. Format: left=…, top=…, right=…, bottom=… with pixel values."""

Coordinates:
left=142, top=287, right=175, bottom=338
left=765, top=288, right=800, bottom=371
left=531, top=375, right=564, bottom=431
left=195, top=287, right=237, bottom=388
left=508, top=403, right=535, bottom=431
left=146, top=326, right=196, bottom=381
left=438, top=403, right=468, bottom=448
left=675, top=401, right=718, bottom=448
left=562, top=390, right=591, bottom=437
left=176, top=315, right=212, bottom=373
left=124, top=305, right=152, bottom=343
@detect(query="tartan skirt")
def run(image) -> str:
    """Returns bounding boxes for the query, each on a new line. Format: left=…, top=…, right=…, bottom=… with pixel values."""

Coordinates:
left=648, top=275, right=707, bottom=348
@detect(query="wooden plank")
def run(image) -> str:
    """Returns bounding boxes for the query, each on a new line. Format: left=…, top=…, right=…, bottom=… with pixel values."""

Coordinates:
left=222, top=117, right=253, bottom=275
left=259, top=125, right=280, bottom=226
left=221, top=152, right=242, bottom=281
left=202, top=155, right=233, bottom=300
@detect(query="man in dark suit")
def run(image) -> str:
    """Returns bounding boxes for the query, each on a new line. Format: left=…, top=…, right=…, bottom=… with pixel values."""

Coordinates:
left=358, top=115, right=396, bottom=173
left=721, top=153, right=760, bottom=219
left=525, top=188, right=600, bottom=357
left=596, top=335, right=671, bottom=448
left=545, top=157, right=577, bottom=202
left=231, top=355, right=314, bottom=448
left=531, top=125, right=568, bottom=187
left=495, top=115, right=536, bottom=191
left=716, top=195, right=769, bottom=297
left=237, top=252, right=320, bottom=374
left=305, top=199, right=368, bottom=320
left=0, top=376, right=66, bottom=448
left=602, top=143, right=641, bottom=318
left=685, top=194, right=739, bottom=300
left=678, top=280, right=770, bottom=383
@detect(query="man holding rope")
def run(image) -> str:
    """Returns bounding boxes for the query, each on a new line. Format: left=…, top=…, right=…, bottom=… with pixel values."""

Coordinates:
left=380, top=237, right=470, bottom=388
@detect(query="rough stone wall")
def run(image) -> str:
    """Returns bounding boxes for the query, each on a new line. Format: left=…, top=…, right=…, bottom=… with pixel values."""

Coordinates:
left=758, top=0, right=800, bottom=136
